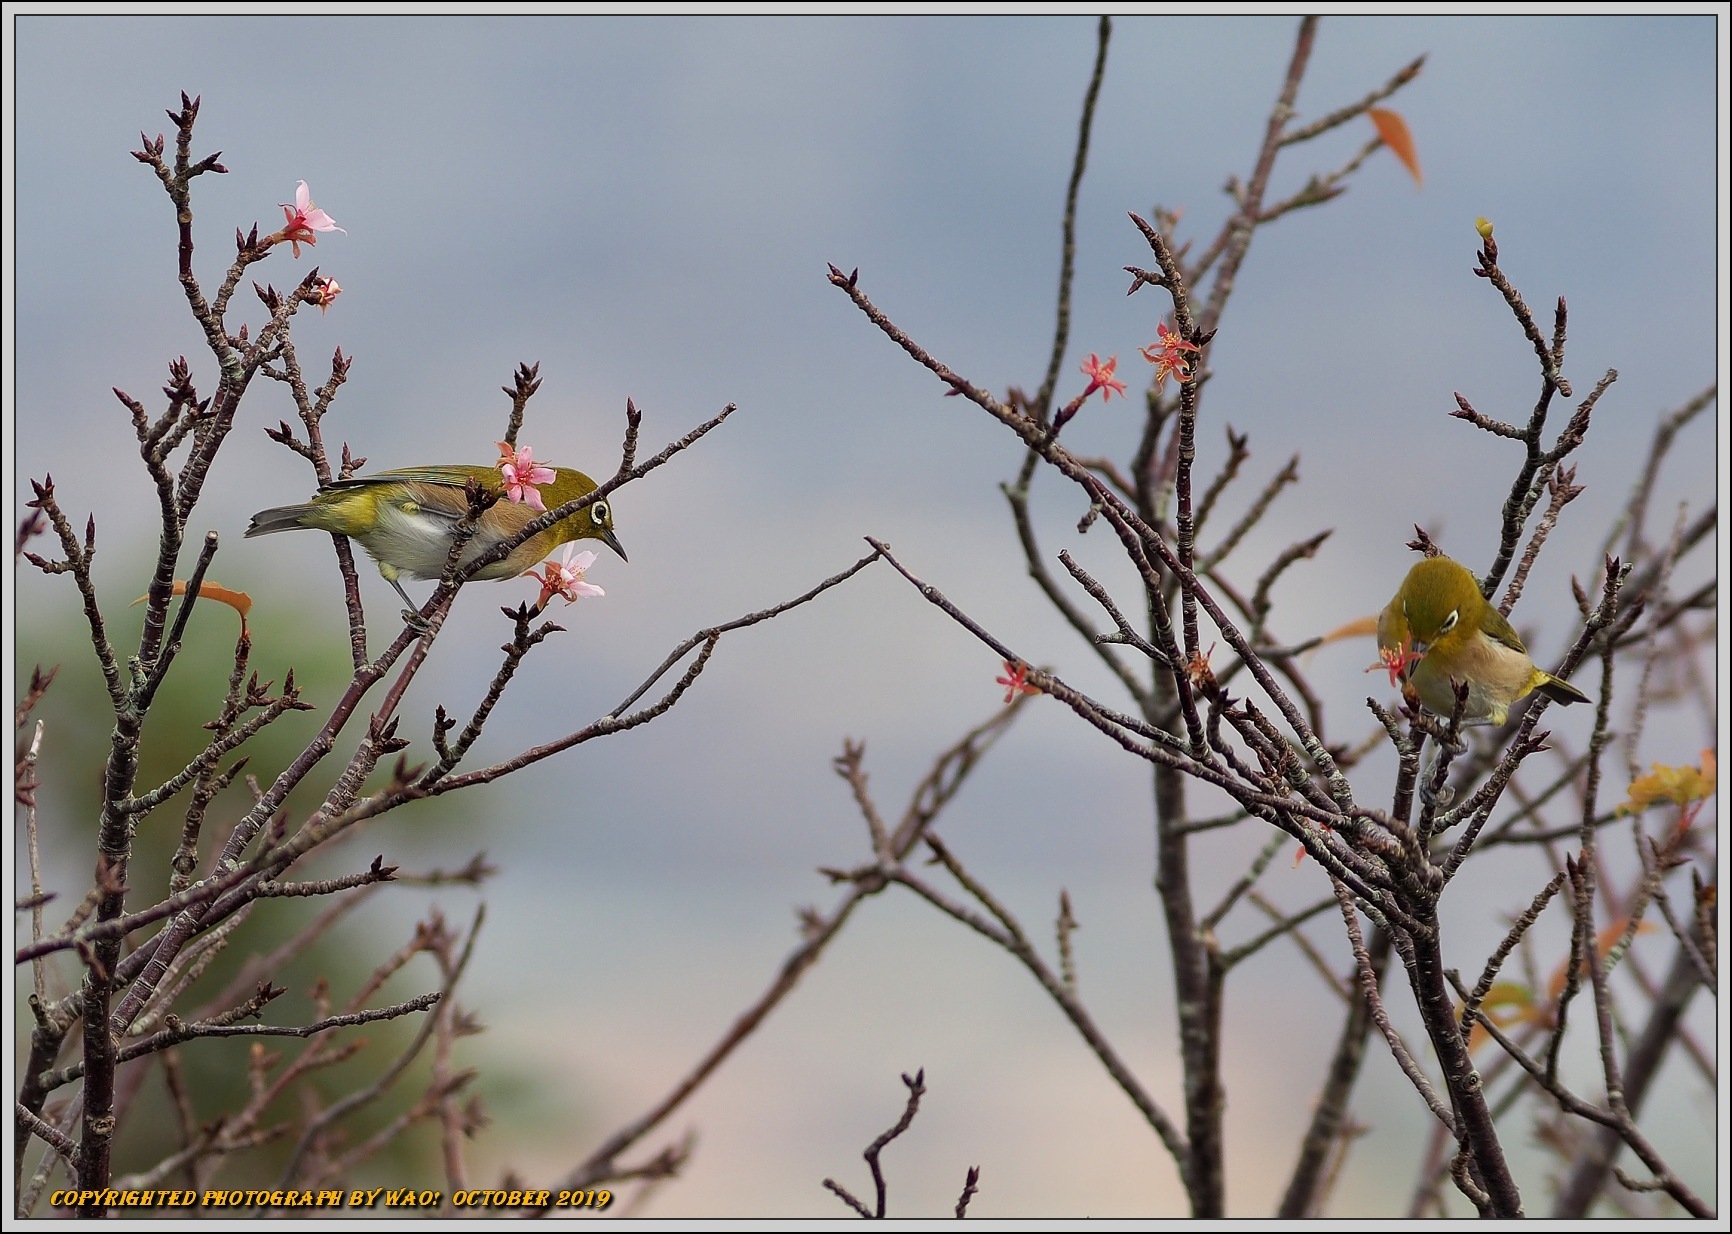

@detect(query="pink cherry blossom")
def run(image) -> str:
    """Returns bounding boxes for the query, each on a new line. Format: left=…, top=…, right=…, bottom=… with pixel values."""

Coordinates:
left=534, top=545, right=606, bottom=609
left=312, top=277, right=342, bottom=313
left=1368, top=637, right=1423, bottom=689
left=1079, top=353, right=1127, bottom=402
left=496, top=441, right=557, bottom=511
left=275, top=181, right=345, bottom=258
left=995, top=659, right=1041, bottom=705
left=1139, top=321, right=1200, bottom=391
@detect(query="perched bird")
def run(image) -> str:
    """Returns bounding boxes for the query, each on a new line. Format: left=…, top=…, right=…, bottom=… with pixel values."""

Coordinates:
left=246, top=464, right=624, bottom=611
left=1377, top=554, right=1589, bottom=726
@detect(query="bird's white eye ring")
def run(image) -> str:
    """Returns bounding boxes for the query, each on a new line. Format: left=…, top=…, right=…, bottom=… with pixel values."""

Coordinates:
left=590, top=500, right=610, bottom=527
left=1440, top=609, right=1458, bottom=634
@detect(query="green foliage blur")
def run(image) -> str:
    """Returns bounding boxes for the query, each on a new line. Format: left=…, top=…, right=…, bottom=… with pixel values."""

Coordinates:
left=15, top=551, right=573, bottom=1188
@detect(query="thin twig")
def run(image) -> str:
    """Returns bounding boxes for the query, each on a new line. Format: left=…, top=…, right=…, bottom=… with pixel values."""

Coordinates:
left=275, top=905, right=484, bottom=1187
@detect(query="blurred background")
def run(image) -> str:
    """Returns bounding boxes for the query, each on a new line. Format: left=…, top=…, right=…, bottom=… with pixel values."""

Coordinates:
left=10, top=13, right=1721, bottom=1217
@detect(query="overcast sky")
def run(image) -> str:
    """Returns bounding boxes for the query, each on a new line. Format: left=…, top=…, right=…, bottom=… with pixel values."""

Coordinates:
left=9, top=12, right=1722, bottom=1218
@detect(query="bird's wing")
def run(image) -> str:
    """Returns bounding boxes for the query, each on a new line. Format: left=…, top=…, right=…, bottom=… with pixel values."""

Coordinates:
left=323, top=466, right=484, bottom=491
left=320, top=470, right=487, bottom=523
left=1478, top=605, right=1530, bottom=655
left=1376, top=599, right=1404, bottom=649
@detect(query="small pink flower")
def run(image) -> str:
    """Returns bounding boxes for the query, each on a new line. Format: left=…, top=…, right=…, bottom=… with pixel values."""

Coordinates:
left=313, top=276, right=342, bottom=313
left=995, top=659, right=1041, bottom=705
left=534, top=545, right=605, bottom=609
left=275, top=180, right=345, bottom=257
left=1139, top=322, right=1200, bottom=391
left=1368, top=637, right=1422, bottom=690
left=1079, top=353, right=1127, bottom=402
left=496, top=441, right=557, bottom=511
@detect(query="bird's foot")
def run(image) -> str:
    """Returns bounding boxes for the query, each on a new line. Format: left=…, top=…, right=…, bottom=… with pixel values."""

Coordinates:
left=1418, top=749, right=1457, bottom=810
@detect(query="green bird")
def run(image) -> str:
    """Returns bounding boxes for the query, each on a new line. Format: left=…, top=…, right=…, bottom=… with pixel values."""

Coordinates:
left=1377, top=554, right=1588, bottom=726
left=246, top=464, right=624, bottom=611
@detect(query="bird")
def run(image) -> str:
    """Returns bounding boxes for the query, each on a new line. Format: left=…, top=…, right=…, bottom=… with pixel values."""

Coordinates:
left=246, top=463, right=624, bottom=612
left=1377, top=554, right=1589, bottom=726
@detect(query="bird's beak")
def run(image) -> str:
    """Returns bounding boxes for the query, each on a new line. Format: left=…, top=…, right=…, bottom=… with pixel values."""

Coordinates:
left=1410, top=640, right=1429, bottom=658
left=602, top=529, right=627, bottom=562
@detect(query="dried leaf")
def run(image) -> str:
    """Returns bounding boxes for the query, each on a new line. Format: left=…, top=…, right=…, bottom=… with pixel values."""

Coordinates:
left=1304, top=614, right=1380, bottom=667
left=133, top=579, right=253, bottom=634
left=1369, top=108, right=1422, bottom=186
left=1320, top=615, right=1379, bottom=645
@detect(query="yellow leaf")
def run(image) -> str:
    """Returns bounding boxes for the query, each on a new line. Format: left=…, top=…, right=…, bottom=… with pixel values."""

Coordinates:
left=1466, top=981, right=1536, bottom=1052
left=1369, top=108, right=1422, bottom=186
left=1479, top=982, right=1534, bottom=1019
left=133, top=579, right=252, bottom=635
left=1617, top=750, right=1716, bottom=815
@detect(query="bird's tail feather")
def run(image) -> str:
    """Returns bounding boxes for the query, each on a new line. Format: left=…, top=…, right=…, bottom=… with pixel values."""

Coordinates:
left=245, top=504, right=316, bottom=537
left=1537, top=673, right=1591, bottom=706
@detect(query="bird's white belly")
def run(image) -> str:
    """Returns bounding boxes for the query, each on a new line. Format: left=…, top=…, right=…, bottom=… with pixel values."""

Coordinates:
left=362, top=504, right=517, bottom=580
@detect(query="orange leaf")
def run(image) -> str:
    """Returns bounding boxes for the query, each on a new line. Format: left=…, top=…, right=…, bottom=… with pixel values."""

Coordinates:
left=1545, top=918, right=1657, bottom=1003
left=1321, top=615, right=1380, bottom=645
left=1305, top=614, right=1380, bottom=667
left=1369, top=108, right=1422, bottom=186
left=133, top=579, right=252, bottom=635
